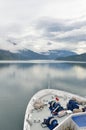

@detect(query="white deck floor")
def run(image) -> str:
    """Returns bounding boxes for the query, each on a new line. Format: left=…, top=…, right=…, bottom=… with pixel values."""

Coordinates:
left=27, top=94, right=72, bottom=130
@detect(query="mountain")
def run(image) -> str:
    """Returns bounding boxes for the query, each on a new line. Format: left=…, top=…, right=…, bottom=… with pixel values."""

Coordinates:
left=18, top=49, right=49, bottom=60
left=56, top=53, right=86, bottom=61
left=0, top=49, right=77, bottom=60
left=0, top=49, right=49, bottom=60
left=41, top=50, right=76, bottom=59
left=0, top=50, right=17, bottom=60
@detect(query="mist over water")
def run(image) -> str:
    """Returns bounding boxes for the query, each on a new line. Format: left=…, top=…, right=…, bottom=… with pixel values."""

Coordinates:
left=0, top=61, right=86, bottom=130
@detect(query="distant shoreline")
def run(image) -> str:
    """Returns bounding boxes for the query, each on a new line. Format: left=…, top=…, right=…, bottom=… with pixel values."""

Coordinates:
left=0, top=60, right=86, bottom=64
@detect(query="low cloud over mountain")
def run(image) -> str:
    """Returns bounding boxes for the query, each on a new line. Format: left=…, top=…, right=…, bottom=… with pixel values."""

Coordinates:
left=0, top=17, right=86, bottom=54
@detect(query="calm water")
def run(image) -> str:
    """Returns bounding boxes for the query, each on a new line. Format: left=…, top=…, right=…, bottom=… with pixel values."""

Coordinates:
left=0, top=61, right=86, bottom=130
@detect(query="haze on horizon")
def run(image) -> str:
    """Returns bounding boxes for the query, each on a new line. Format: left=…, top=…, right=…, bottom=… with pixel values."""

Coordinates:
left=0, top=0, right=86, bottom=54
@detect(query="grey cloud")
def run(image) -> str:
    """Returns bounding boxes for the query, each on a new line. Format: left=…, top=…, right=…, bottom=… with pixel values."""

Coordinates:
left=36, top=18, right=69, bottom=32
left=36, top=18, right=86, bottom=43
left=37, top=18, right=86, bottom=32
left=56, top=34, right=86, bottom=43
left=47, top=42, right=52, bottom=45
left=7, top=40, right=17, bottom=46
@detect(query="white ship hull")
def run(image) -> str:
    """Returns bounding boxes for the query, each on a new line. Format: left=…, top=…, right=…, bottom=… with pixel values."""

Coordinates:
left=23, top=89, right=86, bottom=130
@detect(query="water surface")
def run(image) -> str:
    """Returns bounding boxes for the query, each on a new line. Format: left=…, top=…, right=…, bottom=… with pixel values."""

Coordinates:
left=0, top=61, right=86, bottom=130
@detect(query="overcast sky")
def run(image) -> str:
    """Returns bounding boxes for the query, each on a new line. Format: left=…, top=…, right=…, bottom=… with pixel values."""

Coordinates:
left=0, top=0, right=86, bottom=54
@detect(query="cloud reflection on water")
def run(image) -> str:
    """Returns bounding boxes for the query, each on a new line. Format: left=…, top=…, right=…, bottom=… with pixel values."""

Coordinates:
left=0, top=62, right=86, bottom=96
